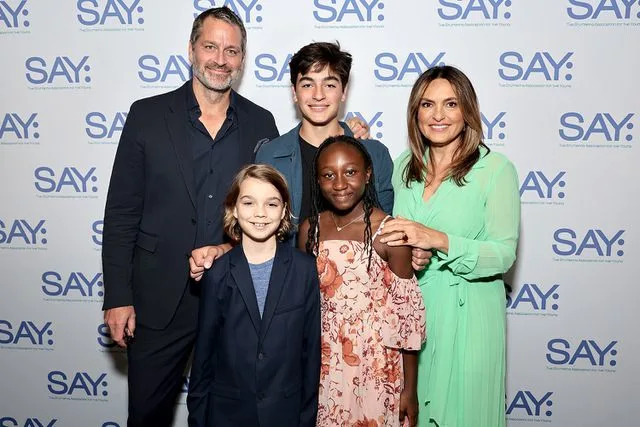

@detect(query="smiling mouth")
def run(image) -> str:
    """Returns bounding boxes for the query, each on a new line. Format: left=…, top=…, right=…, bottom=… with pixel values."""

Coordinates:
left=309, top=105, right=329, bottom=111
left=250, top=222, right=270, bottom=229
left=332, top=193, right=353, bottom=200
left=429, top=124, right=450, bottom=130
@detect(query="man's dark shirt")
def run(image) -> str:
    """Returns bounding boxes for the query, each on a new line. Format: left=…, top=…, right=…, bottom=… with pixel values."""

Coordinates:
left=187, top=84, right=239, bottom=247
left=298, top=135, right=318, bottom=224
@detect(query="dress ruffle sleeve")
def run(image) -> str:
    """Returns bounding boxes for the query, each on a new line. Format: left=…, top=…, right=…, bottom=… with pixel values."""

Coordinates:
left=377, top=264, right=426, bottom=351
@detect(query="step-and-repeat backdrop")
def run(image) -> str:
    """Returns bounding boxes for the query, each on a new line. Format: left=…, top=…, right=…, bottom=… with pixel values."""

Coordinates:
left=1, top=1, right=637, bottom=426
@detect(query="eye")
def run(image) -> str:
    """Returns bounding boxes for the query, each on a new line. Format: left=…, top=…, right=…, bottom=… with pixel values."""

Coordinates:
left=326, top=83, right=337, bottom=88
left=242, top=201, right=253, bottom=206
left=301, top=83, right=312, bottom=88
left=226, top=48, right=239, bottom=57
left=204, top=44, right=215, bottom=50
left=420, top=101, right=432, bottom=108
left=446, top=101, right=458, bottom=108
left=268, top=202, right=280, bottom=208
left=345, top=169, right=357, bottom=177
left=322, top=172, right=334, bottom=179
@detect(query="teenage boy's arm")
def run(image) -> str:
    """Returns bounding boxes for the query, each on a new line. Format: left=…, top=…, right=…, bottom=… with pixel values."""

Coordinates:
left=299, top=263, right=321, bottom=427
left=187, top=265, right=222, bottom=426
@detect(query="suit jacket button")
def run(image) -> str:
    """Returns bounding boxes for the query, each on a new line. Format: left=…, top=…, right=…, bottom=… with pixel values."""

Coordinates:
left=258, top=352, right=264, bottom=360
left=191, top=218, right=196, bottom=224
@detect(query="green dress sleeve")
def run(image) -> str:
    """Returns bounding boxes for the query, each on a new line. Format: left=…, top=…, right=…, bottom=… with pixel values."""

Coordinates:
left=437, top=159, right=520, bottom=280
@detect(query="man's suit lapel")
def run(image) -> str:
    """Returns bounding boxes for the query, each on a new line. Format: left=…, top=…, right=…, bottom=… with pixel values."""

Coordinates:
left=259, top=243, right=290, bottom=343
left=229, top=247, right=261, bottom=335
left=166, top=82, right=196, bottom=208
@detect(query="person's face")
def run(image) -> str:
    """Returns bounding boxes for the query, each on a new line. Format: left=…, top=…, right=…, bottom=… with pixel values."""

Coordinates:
left=189, top=17, right=244, bottom=93
left=317, top=143, right=371, bottom=213
left=233, top=177, right=285, bottom=245
left=293, top=65, right=346, bottom=127
left=417, top=78, right=465, bottom=148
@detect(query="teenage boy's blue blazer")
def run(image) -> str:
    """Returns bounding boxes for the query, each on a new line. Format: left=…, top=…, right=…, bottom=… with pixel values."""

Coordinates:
left=187, top=242, right=321, bottom=427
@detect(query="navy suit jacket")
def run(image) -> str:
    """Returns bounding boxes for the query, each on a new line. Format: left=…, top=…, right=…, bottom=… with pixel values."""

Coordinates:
left=101, top=81, right=279, bottom=329
left=187, top=243, right=321, bottom=427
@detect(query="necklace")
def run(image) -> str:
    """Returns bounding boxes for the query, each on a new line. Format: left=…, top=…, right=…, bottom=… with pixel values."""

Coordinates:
left=330, top=212, right=365, bottom=232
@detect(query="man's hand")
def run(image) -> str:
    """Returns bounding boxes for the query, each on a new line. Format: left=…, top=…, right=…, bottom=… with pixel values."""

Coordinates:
left=104, top=305, right=136, bottom=348
left=189, top=244, right=231, bottom=281
left=345, top=116, right=370, bottom=139
left=411, top=248, right=433, bottom=271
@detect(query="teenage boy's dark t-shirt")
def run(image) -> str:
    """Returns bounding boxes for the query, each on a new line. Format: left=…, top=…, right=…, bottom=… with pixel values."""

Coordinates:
left=299, top=136, right=318, bottom=224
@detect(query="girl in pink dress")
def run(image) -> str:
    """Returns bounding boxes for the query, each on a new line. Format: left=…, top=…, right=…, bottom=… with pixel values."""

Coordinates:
left=298, top=135, right=426, bottom=427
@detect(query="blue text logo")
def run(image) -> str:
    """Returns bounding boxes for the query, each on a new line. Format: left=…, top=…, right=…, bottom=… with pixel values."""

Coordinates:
left=374, top=52, right=446, bottom=84
left=253, top=53, right=292, bottom=84
left=520, top=171, right=567, bottom=201
left=0, top=320, right=54, bottom=348
left=547, top=339, right=618, bottom=368
left=76, top=0, right=144, bottom=27
left=92, top=220, right=103, bottom=246
left=194, top=0, right=264, bottom=24
left=86, top=112, right=127, bottom=143
left=553, top=228, right=625, bottom=258
left=138, top=54, right=191, bottom=85
left=0, top=113, right=39, bottom=143
left=25, top=56, right=91, bottom=85
left=0, top=0, right=30, bottom=29
left=47, top=371, right=109, bottom=398
left=0, top=219, right=47, bottom=246
left=97, top=324, right=125, bottom=353
left=344, top=111, right=384, bottom=139
left=438, top=0, right=512, bottom=21
left=481, top=111, right=507, bottom=143
left=506, top=391, right=554, bottom=419
left=41, top=271, right=103, bottom=300
left=34, top=166, right=98, bottom=194
left=0, top=417, right=58, bottom=427
left=559, top=112, right=634, bottom=144
left=499, top=51, right=574, bottom=82
left=313, top=0, right=385, bottom=24
left=567, top=0, right=640, bottom=21
left=507, top=283, right=560, bottom=314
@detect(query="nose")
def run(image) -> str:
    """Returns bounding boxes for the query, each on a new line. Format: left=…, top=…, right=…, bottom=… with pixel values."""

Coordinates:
left=433, top=103, right=445, bottom=121
left=312, top=85, right=325, bottom=101
left=254, top=203, right=267, bottom=217
left=212, top=48, right=226, bottom=65
left=333, top=174, right=347, bottom=190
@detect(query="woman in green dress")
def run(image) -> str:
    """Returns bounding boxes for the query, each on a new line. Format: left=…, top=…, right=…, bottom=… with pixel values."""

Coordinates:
left=379, top=66, right=520, bottom=427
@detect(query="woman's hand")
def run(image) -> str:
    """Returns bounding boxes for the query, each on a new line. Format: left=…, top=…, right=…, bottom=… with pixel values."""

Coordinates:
left=399, top=387, right=418, bottom=426
left=379, top=216, right=449, bottom=253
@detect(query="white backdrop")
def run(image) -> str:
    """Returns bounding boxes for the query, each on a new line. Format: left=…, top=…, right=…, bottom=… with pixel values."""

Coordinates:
left=1, top=1, right=638, bottom=426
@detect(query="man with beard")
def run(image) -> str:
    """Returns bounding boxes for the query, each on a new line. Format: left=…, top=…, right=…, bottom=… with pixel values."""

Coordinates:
left=101, top=7, right=279, bottom=426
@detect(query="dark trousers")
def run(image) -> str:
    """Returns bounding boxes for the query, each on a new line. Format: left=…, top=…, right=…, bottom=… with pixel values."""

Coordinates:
left=127, top=283, right=199, bottom=427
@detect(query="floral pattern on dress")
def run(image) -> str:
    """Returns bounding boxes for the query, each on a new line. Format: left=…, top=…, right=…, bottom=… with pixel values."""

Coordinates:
left=316, top=240, right=426, bottom=427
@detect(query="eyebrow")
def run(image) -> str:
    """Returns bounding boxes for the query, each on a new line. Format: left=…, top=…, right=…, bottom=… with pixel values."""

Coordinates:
left=298, top=75, right=340, bottom=84
left=421, top=96, right=457, bottom=103
left=239, top=195, right=282, bottom=201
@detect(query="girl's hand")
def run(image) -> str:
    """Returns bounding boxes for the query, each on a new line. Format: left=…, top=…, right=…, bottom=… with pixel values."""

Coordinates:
left=379, top=216, right=448, bottom=253
left=399, top=387, right=418, bottom=427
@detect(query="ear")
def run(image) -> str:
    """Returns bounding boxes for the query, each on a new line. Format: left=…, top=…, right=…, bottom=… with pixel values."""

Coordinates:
left=188, top=41, right=194, bottom=64
left=280, top=203, right=287, bottom=220
left=341, top=84, right=348, bottom=102
left=365, top=166, right=372, bottom=184
left=233, top=206, right=238, bottom=220
left=291, top=85, right=298, bottom=103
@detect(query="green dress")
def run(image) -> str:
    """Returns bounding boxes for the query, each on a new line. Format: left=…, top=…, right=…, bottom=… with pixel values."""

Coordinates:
left=392, top=147, right=520, bottom=427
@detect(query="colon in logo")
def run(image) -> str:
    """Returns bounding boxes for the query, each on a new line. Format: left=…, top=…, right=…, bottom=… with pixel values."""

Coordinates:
left=438, top=0, right=512, bottom=21
left=559, top=112, right=634, bottom=145
left=374, top=52, right=446, bottom=84
left=498, top=51, right=574, bottom=82
left=76, top=0, right=144, bottom=26
left=0, top=219, right=47, bottom=246
left=520, top=171, right=567, bottom=202
left=506, top=390, right=554, bottom=419
left=0, top=112, right=39, bottom=144
left=41, top=271, right=104, bottom=300
left=194, top=0, right=264, bottom=24
left=34, top=166, right=98, bottom=194
left=547, top=339, right=618, bottom=368
left=344, top=112, right=384, bottom=139
left=0, top=0, right=30, bottom=30
left=481, top=112, right=507, bottom=144
left=553, top=228, right=625, bottom=258
left=507, top=283, right=560, bottom=314
left=313, top=0, right=385, bottom=24
left=47, top=371, right=109, bottom=398
left=25, top=56, right=91, bottom=86
left=0, top=319, right=54, bottom=348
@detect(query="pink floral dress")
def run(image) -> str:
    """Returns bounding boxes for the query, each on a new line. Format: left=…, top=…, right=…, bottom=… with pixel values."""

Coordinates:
left=316, top=228, right=426, bottom=426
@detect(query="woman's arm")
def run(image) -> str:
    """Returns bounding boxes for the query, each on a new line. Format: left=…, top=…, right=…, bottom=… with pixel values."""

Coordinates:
left=399, top=351, right=419, bottom=427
